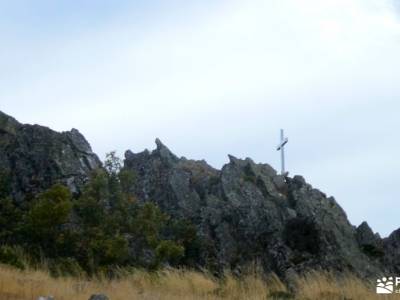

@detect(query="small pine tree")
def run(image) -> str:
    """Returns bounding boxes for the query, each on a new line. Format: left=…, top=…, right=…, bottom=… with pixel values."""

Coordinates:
left=25, top=184, right=72, bottom=256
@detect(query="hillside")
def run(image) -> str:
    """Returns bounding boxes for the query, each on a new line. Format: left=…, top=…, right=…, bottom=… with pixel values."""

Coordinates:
left=0, top=110, right=399, bottom=284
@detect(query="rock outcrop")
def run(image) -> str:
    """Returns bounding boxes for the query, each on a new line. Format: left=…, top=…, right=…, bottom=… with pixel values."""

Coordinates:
left=1, top=110, right=399, bottom=282
left=0, top=111, right=101, bottom=201
left=356, top=221, right=384, bottom=258
left=383, top=229, right=400, bottom=274
left=123, top=139, right=396, bottom=280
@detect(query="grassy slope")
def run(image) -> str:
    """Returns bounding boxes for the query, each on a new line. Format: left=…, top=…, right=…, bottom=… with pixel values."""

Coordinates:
left=0, top=264, right=397, bottom=300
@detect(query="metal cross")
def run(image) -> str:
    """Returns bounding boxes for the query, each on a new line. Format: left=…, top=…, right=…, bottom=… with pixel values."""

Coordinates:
left=276, top=129, right=288, bottom=176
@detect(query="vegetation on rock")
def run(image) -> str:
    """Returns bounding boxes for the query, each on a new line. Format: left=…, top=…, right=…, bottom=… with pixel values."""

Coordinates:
left=0, top=153, right=199, bottom=276
left=0, top=111, right=399, bottom=288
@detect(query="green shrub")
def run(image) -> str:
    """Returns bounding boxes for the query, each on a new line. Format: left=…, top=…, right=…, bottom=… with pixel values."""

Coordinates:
left=25, top=184, right=73, bottom=256
left=0, top=152, right=202, bottom=275
left=155, top=240, right=184, bottom=265
left=27, top=185, right=72, bottom=231
left=133, top=203, right=168, bottom=248
left=89, top=234, right=129, bottom=266
left=165, top=219, right=201, bottom=266
left=0, top=169, right=11, bottom=198
left=104, top=151, right=122, bottom=176
left=48, top=257, right=84, bottom=277
left=0, top=197, right=22, bottom=243
left=119, top=169, right=136, bottom=194
left=0, top=245, right=27, bottom=270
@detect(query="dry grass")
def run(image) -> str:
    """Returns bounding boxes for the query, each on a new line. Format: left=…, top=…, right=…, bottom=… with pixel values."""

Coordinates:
left=295, top=270, right=399, bottom=300
left=0, top=264, right=398, bottom=300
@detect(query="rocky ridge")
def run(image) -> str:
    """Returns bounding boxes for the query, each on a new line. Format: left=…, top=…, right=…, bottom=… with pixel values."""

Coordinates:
left=124, top=139, right=399, bottom=280
left=0, top=110, right=399, bottom=281
left=0, top=111, right=101, bottom=201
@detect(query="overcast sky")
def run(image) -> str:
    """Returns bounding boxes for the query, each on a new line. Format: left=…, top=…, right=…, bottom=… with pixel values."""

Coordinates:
left=1, top=0, right=399, bottom=237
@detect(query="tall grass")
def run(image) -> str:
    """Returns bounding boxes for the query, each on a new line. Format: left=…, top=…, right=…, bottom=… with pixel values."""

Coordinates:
left=295, top=270, right=397, bottom=300
left=0, top=264, right=397, bottom=300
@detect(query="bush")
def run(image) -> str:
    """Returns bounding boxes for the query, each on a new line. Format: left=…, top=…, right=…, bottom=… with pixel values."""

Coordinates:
left=155, top=240, right=184, bottom=266
left=25, top=184, right=73, bottom=255
left=48, top=257, right=84, bottom=277
left=88, top=234, right=129, bottom=267
left=0, top=245, right=27, bottom=270
left=0, top=169, right=11, bottom=198
left=164, top=219, right=202, bottom=266
left=133, top=203, right=168, bottom=248
left=0, top=197, right=22, bottom=243
left=0, top=152, right=202, bottom=275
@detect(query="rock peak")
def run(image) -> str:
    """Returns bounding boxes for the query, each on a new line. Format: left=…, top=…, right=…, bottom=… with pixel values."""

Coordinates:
left=64, top=128, right=94, bottom=154
left=154, top=138, right=178, bottom=163
left=0, top=110, right=12, bottom=119
left=0, top=112, right=101, bottom=199
left=0, top=110, right=20, bottom=134
left=155, top=137, right=165, bottom=150
left=227, top=154, right=238, bottom=164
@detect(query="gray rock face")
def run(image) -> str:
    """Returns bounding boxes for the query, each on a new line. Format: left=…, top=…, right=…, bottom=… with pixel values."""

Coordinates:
left=0, top=111, right=101, bottom=201
left=123, top=139, right=398, bottom=280
left=356, top=221, right=384, bottom=258
left=1, top=111, right=399, bottom=281
left=124, top=139, right=219, bottom=220
left=383, top=229, right=400, bottom=274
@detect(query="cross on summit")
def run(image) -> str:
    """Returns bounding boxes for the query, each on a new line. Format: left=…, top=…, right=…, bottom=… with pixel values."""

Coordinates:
left=276, top=129, right=288, bottom=176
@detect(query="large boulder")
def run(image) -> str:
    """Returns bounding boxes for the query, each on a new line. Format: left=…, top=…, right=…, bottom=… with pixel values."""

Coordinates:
left=0, top=111, right=101, bottom=201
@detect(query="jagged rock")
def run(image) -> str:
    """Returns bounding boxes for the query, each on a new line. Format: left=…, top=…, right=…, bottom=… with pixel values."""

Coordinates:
left=1, top=111, right=399, bottom=282
left=356, top=221, right=384, bottom=258
left=123, top=139, right=388, bottom=280
left=88, top=294, right=109, bottom=300
left=123, top=139, right=219, bottom=219
left=383, top=228, right=400, bottom=274
left=0, top=111, right=101, bottom=201
left=357, top=222, right=378, bottom=245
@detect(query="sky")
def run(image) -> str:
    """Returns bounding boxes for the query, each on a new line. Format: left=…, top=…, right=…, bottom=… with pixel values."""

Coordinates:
left=1, top=0, right=399, bottom=237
